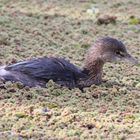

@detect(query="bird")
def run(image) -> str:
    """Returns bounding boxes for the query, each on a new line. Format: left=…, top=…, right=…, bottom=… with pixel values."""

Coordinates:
left=0, top=37, right=138, bottom=89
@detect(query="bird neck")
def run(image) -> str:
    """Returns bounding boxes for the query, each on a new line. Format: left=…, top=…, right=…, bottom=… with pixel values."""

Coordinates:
left=78, top=58, right=104, bottom=88
left=86, top=57, right=104, bottom=75
left=85, top=58, right=104, bottom=82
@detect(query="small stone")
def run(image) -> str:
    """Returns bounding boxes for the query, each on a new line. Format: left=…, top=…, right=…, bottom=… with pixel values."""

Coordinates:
left=97, top=15, right=117, bottom=25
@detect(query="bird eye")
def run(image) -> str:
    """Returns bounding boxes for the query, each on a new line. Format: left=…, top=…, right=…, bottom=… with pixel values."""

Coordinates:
left=115, top=51, right=124, bottom=57
left=115, top=51, right=121, bottom=55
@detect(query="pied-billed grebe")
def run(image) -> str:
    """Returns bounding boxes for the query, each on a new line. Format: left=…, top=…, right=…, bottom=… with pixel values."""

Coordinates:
left=0, top=37, right=138, bottom=89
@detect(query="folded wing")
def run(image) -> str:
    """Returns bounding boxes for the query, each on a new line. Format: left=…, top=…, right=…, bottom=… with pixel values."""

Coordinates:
left=5, top=57, right=85, bottom=88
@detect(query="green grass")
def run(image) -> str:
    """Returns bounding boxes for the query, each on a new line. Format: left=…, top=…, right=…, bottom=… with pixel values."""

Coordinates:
left=0, top=0, right=140, bottom=139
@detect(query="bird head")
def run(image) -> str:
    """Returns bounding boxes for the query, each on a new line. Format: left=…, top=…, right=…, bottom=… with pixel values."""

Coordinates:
left=87, top=37, right=138, bottom=65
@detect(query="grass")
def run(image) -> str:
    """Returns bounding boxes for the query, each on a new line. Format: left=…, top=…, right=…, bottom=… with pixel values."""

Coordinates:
left=0, top=0, right=140, bottom=139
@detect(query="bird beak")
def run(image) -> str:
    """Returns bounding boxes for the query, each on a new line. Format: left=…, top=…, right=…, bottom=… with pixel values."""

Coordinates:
left=125, top=53, right=138, bottom=65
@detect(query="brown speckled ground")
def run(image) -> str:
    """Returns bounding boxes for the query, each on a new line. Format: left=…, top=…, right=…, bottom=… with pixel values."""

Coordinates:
left=0, top=0, right=140, bottom=139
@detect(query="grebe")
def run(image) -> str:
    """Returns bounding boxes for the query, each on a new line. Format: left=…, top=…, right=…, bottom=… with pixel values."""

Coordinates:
left=0, top=37, right=138, bottom=89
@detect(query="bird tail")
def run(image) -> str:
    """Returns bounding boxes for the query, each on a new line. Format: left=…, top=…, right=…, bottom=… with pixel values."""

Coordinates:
left=0, top=66, right=11, bottom=81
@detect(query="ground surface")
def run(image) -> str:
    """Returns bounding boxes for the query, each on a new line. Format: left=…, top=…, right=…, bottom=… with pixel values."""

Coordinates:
left=0, top=0, right=140, bottom=139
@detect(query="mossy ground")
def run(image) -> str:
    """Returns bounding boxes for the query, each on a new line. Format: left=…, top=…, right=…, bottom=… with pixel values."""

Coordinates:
left=0, top=0, right=140, bottom=139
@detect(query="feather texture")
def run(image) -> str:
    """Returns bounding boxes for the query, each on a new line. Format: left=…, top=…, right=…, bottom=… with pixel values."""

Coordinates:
left=4, top=57, right=87, bottom=88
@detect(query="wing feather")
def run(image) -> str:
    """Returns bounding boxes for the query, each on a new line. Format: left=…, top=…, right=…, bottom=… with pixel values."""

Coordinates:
left=5, top=57, right=84, bottom=83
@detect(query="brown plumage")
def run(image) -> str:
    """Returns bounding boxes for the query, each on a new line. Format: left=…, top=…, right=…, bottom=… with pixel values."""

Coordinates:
left=0, top=37, right=138, bottom=89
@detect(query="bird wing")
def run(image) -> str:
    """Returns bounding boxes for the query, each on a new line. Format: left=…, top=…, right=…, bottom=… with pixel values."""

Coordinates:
left=5, top=57, right=85, bottom=84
